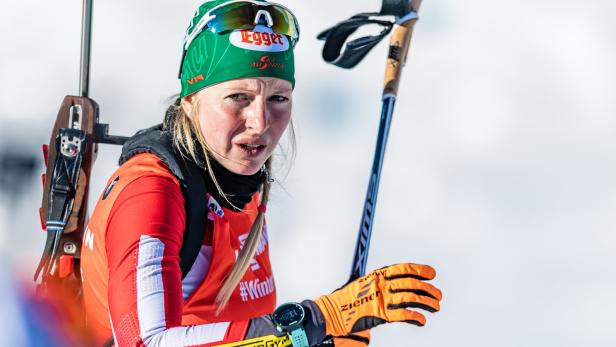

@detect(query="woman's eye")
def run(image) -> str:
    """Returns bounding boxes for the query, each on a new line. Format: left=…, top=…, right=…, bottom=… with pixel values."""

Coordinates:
left=227, top=93, right=249, bottom=102
left=268, top=95, right=289, bottom=103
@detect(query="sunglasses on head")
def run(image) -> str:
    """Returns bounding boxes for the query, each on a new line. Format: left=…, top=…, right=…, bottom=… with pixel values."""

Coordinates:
left=179, top=0, right=300, bottom=78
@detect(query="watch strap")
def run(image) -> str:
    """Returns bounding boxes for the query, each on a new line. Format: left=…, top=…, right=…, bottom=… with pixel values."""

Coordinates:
left=290, top=327, right=309, bottom=347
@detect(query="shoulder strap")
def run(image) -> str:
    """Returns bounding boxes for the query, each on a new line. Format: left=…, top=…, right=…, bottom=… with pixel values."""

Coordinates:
left=120, top=124, right=207, bottom=279
left=176, top=154, right=208, bottom=279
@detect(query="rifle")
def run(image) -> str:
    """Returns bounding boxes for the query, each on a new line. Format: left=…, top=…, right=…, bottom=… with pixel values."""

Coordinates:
left=34, top=0, right=127, bottom=328
left=318, top=0, right=423, bottom=282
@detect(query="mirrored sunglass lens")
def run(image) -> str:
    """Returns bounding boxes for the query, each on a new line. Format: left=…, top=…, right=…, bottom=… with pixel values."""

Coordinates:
left=209, top=3, right=256, bottom=33
left=268, top=6, right=298, bottom=38
left=207, top=3, right=298, bottom=40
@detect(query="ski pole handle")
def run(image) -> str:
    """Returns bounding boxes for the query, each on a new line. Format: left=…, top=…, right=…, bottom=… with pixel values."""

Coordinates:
left=383, top=0, right=422, bottom=97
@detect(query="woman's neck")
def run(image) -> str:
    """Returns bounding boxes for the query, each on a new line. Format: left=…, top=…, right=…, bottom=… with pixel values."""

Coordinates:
left=205, top=158, right=265, bottom=211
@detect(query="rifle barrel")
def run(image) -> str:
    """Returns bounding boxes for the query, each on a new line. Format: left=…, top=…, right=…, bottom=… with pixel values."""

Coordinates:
left=79, top=0, right=93, bottom=97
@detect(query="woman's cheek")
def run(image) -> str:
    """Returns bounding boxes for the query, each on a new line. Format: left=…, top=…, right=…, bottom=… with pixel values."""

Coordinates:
left=271, top=105, right=292, bottom=123
left=198, top=118, right=226, bottom=151
left=276, top=111, right=292, bottom=133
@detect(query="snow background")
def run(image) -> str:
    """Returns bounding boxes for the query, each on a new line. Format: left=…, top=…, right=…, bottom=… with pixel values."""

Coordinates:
left=1, top=0, right=615, bottom=346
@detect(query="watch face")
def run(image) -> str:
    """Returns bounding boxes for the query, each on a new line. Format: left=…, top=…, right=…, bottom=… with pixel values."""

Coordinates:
left=273, top=303, right=305, bottom=328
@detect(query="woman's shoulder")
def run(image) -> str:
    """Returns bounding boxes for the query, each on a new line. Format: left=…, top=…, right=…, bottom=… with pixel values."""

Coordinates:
left=115, top=152, right=182, bottom=186
left=94, top=153, right=183, bottom=209
left=88, top=154, right=186, bottom=244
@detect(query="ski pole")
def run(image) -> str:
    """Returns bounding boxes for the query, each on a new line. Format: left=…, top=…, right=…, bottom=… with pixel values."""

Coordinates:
left=350, top=1, right=422, bottom=281
left=318, top=0, right=423, bottom=281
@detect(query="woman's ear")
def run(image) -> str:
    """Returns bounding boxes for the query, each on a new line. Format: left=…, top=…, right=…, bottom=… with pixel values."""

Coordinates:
left=180, top=94, right=195, bottom=118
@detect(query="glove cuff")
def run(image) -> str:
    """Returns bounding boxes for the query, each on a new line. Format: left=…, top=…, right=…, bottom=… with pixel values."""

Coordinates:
left=300, top=300, right=328, bottom=345
left=313, top=295, right=346, bottom=337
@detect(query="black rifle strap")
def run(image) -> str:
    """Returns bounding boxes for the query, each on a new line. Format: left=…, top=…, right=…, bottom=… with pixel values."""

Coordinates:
left=176, top=150, right=208, bottom=278
left=35, top=128, right=87, bottom=279
left=119, top=124, right=207, bottom=279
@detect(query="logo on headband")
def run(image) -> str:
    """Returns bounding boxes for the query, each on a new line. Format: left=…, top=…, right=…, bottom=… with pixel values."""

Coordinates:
left=230, top=26, right=290, bottom=52
left=251, top=55, right=284, bottom=70
left=187, top=74, right=204, bottom=85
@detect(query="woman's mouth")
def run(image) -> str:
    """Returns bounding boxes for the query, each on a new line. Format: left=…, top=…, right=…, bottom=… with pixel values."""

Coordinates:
left=237, top=143, right=266, bottom=157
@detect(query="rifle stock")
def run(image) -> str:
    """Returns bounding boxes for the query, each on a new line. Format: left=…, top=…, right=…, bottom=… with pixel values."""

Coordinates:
left=41, top=96, right=98, bottom=240
left=35, top=96, right=99, bottom=334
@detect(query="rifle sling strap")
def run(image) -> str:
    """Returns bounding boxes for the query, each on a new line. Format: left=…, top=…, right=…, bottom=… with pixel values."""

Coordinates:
left=48, top=128, right=87, bottom=224
left=35, top=128, right=88, bottom=279
left=119, top=124, right=207, bottom=280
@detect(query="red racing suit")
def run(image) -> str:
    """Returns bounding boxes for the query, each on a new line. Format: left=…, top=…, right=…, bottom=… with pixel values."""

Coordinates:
left=81, top=153, right=281, bottom=346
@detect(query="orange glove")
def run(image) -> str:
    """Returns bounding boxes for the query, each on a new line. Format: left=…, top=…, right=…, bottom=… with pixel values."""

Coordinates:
left=333, top=330, right=371, bottom=346
left=314, top=263, right=442, bottom=337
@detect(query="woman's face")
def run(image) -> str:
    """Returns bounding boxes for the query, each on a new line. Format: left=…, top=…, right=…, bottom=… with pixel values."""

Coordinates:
left=181, top=77, right=293, bottom=175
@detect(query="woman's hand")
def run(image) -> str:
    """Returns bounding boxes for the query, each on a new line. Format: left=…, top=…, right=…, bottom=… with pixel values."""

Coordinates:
left=313, top=263, right=442, bottom=337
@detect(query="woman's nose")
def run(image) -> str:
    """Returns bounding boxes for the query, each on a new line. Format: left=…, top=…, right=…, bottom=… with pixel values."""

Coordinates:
left=245, top=98, right=269, bottom=134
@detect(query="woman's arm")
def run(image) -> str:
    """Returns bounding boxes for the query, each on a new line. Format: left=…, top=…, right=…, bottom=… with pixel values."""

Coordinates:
left=105, top=176, right=326, bottom=346
left=107, top=175, right=240, bottom=346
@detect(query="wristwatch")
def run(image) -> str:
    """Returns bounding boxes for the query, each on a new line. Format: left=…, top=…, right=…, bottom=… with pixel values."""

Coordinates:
left=272, top=302, right=310, bottom=347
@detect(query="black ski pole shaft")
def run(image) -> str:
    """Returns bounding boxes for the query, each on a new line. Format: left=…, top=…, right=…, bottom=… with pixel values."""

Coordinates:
left=79, top=0, right=93, bottom=97
left=349, top=0, right=423, bottom=282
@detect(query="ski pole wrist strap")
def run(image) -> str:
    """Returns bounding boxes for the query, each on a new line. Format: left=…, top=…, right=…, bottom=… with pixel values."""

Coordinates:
left=379, top=0, right=412, bottom=16
left=317, top=0, right=419, bottom=69
left=317, top=13, right=393, bottom=69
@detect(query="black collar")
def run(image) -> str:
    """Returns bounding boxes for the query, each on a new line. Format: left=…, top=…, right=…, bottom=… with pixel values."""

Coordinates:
left=205, top=158, right=265, bottom=211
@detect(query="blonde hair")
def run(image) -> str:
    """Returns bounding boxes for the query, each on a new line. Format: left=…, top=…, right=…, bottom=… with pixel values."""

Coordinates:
left=164, top=96, right=293, bottom=314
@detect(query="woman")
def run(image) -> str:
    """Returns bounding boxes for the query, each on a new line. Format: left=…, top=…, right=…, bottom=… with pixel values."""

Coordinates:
left=80, top=1, right=442, bottom=346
